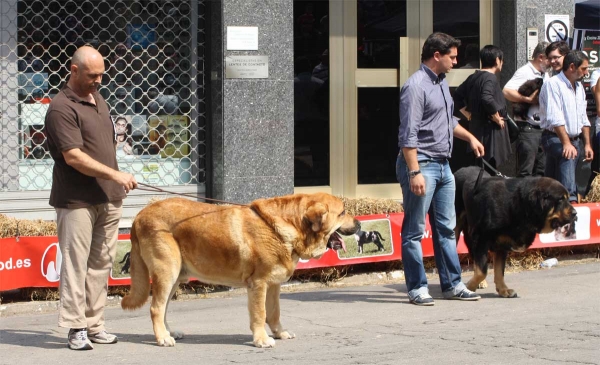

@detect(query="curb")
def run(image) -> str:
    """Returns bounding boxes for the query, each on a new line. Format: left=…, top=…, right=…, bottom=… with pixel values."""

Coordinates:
left=0, top=270, right=405, bottom=318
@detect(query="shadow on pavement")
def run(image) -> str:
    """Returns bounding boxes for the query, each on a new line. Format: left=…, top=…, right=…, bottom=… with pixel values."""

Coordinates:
left=0, top=329, right=255, bottom=349
left=0, top=330, right=66, bottom=350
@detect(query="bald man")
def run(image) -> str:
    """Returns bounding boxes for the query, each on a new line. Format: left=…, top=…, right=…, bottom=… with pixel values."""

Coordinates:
left=45, top=46, right=137, bottom=350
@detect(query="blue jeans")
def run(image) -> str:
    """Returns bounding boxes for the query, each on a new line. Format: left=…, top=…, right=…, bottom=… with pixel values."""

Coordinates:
left=541, top=133, right=582, bottom=202
left=396, top=154, right=466, bottom=300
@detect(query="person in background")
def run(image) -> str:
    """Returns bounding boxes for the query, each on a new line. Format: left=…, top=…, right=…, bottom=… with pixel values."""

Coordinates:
left=114, top=117, right=134, bottom=157
left=459, top=43, right=480, bottom=69
left=545, top=41, right=570, bottom=79
left=590, top=68, right=600, bottom=184
left=591, top=68, right=600, bottom=141
left=397, top=32, right=484, bottom=306
left=540, top=51, right=591, bottom=203
left=44, top=46, right=137, bottom=350
left=503, top=41, right=549, bottom=177
left=454, top=45, right=510, bottom=170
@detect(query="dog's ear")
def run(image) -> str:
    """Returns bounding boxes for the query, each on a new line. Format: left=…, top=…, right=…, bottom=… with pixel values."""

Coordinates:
left=250, top=197, right=299, bottom=242
left=304, top=202, right=328, bottom=232
left=528, top=189, right=552, bottom=213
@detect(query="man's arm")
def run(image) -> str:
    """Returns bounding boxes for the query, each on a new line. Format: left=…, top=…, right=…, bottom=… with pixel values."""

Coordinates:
left=579, top=84, right=593, bottom=161
left=582, top=126, right=593, bottom=161
left=63, top=148, right=137, bottom=192
left=503, top=88, right=539, bottom=104
left=401, top=147, right=426, bottom=197
left=503, top=66, right=539, bottom=104
left=399, top=81, right=426, bottom=196
left=401, top=147, right=420, bottom=173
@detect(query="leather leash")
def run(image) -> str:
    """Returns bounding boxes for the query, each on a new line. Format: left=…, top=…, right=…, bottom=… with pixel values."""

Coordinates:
left=480, top=158, right=507, bottom=178
left=135, top=182, right=248, bottom=206
left=474, top=158, right=508, bottom=193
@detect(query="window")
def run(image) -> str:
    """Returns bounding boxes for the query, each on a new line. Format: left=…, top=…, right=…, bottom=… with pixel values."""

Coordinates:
left=1, top=0, right=206, bottom=190
left=433, top=0, right=480, bottom=69
left=293, top=0, right=330, bottom=187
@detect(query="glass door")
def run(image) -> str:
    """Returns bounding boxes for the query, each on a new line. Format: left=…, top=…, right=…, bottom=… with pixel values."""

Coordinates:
left=293, top=0, right=493, bottom=199
left=351, top=0, right=420, bottom=199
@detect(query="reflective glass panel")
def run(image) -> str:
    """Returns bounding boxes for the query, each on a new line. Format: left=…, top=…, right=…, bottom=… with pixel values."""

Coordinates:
left=433, top=0, right=480, bottom=69
left=357, top=0, right=407, bottom=69
left=294, top=0, right=330, bottom=186
left=357, top=88, right=399, bottom=184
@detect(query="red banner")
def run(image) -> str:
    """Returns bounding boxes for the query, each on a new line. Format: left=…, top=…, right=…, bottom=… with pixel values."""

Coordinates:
left=1, top=204, right=598, bottom=291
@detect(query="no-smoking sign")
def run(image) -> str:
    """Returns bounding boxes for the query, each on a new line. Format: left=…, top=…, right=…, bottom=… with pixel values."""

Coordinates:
left=545, top=15, right=570, bottom=43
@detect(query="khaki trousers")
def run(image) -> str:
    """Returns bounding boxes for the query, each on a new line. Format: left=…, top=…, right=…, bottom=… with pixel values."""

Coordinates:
left=56, top=201, right=122, bottom=334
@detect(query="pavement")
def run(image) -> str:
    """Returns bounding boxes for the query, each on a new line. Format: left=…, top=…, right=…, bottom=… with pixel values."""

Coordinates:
left=1, top=260, right=599, bottom=365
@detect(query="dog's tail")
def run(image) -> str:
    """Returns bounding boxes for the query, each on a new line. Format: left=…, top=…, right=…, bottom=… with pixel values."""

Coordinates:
left=121, top=220, right=150, bottom=310
left=119, top=251, right=130, bottom=264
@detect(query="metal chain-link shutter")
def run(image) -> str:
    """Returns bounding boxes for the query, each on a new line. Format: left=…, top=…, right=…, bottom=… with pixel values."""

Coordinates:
left=0, top=0, right=206, bottom=191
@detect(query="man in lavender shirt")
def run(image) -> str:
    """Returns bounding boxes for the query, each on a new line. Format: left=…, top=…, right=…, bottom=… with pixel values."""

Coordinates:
left=396, top=32, right=484, bottom=306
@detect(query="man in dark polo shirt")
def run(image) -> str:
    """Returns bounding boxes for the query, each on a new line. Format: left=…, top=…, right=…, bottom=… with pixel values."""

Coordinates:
left=45, top=46, right=137, bottom=350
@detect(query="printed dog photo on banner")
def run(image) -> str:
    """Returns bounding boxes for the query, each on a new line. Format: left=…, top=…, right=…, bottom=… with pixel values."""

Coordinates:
left=539, top=206, right=590, bottom=243
left=338, top=218, right=393, bottom=259
left=111, top=240, right=132, bottom=280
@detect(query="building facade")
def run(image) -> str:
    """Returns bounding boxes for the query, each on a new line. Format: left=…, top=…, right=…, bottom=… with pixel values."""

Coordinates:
left=0, top=0, right=577, bottom=222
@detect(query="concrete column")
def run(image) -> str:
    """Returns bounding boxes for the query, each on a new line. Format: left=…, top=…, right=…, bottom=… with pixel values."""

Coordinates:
left=210, top=0, right=294, bottom=203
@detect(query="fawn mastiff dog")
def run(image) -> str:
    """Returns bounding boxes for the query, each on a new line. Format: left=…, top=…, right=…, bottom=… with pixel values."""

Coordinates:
left=121, top=193, right=360, bottom=348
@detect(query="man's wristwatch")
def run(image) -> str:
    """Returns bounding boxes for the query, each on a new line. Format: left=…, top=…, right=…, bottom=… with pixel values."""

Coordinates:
left=409, top=170, right=421, bottom=178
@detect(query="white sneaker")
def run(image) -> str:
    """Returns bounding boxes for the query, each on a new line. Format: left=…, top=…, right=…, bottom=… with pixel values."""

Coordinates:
left=88, top=330, right=118, bottom=344
left=68, top=328, right=94, bottom=350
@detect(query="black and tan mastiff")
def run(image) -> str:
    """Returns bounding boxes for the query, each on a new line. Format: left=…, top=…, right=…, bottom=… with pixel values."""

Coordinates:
left=454, top=166, right=577, bottom=298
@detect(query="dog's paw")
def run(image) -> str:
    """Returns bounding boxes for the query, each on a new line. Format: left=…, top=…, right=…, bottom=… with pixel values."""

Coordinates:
left=478, top=279, right=488, bottom=289
left=157, top=336, right=176, bottom=347
left=253, top=336, right=276, bottom=348
left=497, top=288, right=518, bottom=298
left=274, top=330, right=295, bottom=340
left=466, top=279, right=480, bottom=292
left=170, top=330, right=184, bottom=340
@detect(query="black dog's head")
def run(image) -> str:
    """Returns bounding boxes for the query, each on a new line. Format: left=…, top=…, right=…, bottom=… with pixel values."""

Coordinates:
left=528, top=177, right=577, bottom=235
left=518, top=78, right=544, bottom=96
left=512, top=78, right=544, bottom=120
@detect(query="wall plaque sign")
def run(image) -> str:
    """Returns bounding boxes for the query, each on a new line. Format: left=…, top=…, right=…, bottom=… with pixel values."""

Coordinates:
left=226, top=26, right=258, bottom=51
left=225, top=56, right=269, bottom=79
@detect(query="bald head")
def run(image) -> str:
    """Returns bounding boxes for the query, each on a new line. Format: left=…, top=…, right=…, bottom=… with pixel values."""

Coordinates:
left=68, top=46, right=105, bottom=97
left=71, top=46, right=103, bottom=69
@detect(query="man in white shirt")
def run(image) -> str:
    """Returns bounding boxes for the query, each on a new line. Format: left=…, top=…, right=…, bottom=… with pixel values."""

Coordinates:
left=503, top=42, right=548, bottom=177
left=540, top=51, right=592, bottom=203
